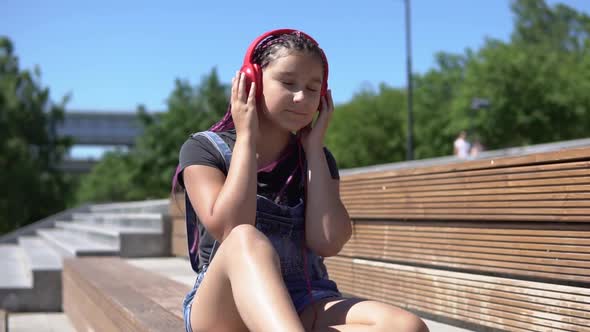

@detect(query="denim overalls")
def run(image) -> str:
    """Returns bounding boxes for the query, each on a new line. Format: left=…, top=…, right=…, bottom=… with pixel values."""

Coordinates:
left=182, top=131, right=341, bottom=332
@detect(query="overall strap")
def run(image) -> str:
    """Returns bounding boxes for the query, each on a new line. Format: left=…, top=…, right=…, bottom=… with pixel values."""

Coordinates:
left=191, top=131, right=233, bottom=172
left=186, top=131, right=232, bottom=271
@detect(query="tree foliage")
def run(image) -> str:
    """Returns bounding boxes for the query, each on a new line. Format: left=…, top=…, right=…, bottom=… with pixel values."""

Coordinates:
left=0, top=37, right=71, bottom=233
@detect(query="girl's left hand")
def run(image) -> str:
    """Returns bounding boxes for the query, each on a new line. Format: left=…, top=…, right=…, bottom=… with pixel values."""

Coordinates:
left=299, top=89, right=334, bottom=153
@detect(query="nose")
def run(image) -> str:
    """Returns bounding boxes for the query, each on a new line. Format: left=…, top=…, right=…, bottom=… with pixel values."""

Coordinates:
left=292, top=90, right=305, bottom=103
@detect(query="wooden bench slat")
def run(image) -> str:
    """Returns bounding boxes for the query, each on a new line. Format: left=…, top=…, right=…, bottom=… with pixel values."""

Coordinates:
left=0, top=310, right=6, bottom=332
left=338, top=248, right=589, bottom=282
left=172, top=217, right=187, bottom=236
left=63, top=257, right=186, bottom=332
left=335, top=278, right=578, bottom=332
left=342, top=168, right=590, bottom=191
left=346, top=239, right=590, bottom=261
left=342, top=192, right=590, bottom=204
left=346, top=207, right=590, bottom=217
left=350, top=235, right=590, bottom=254
left=338, top=278, right=543, bottom=332
left=346, top=200, right=590, bottom=209
left=342, top=176, right=590, bottom=197
left=342, top=184, right=590, bottom=200
left=327, top=257, right=590, bottom=300
left=326, top=257, right=590, bottom=331
left=339, top=274, right=587, bottom=331
left=342, top=147, right=590, bottom=181
left=352, top=222, right=590, bottom=235
left=342, top=161, right=590, bottom=187
left=348, top=212, right=590, bottom=222
left=334, top=268, right=590, bottom=321
left=352, top=228, right=590, bottom=245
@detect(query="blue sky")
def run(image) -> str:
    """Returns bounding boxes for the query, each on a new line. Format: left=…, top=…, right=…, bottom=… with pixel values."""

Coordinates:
left=4, top=0, right=588, bottom=114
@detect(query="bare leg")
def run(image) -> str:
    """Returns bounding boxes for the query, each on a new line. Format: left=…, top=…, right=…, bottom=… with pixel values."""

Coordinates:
left=190, top=224, right=305, bottom=332
left=300, top=298, right=429, bottom=332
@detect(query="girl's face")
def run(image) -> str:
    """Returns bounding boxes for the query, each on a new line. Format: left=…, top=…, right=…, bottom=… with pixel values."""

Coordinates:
left=259, top=50, right=324, bottom=133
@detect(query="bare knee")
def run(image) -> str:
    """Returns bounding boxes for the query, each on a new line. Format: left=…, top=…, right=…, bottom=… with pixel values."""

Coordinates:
left=224, top=224, right=280, bottom=266
left=377, top=311, right=429, bottom=332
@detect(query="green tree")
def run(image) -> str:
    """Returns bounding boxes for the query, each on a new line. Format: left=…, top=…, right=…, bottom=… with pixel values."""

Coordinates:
left=75, top=68, right=229, bottom=203
left=0, top=37, right=71, bottom=234
left=326, top=84, right=407, bottom=169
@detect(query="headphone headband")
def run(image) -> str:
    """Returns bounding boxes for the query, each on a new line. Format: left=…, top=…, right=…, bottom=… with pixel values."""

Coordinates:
left=240, top=28, right=329, bottom=99
left=242, top=29, right=320, bottom=64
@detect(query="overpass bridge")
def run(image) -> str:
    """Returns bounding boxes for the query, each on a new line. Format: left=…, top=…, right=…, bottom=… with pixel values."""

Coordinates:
left=57, top=111, right=162, bottom=173
left=56, top=111, right=145, bottom=147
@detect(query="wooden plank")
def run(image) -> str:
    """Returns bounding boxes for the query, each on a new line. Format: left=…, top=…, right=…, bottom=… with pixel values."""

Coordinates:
left=63, top=257, right=186, bottom=332
left=339, top=247, right=589, bottom=282
left=63, top=269, right=121, bottom=332
left=327, top=256, right=590, bottom=299
left=341, top=168, right=590, bottom=191
left=325, top=257, right=590, bottom=332
left=172, top=217, right=187, bottom=237
left=341, top=147, right=590, bottom=181
left=341, top=161, right=590, bottom=187
left=345, top=207, right=590, bottom=215
left=345, top=200, right=590, bottom=209
left=346, top=212, right=590, bottom=222
left=331, top=268, right=590, bottom=321
left=0, top=310, right=6, bottom=332
left=172, top=235, right=188, bottom=258
left=341, top=176, right=590, bottom=196
left=341, top=184, right=590, bottom=200
left=169, top=193, right=185, bottom=218
left=351, top=226, right=590, bottom=245
left=339, top=245, right=590, bottom=282
left=334, top=279, right=575, bottom=332
left=347, top=235, right=590, bottom=255
left=341, top=192, right=590, bottom=204
left=345, top=238, right=590, bottom=261
left=351, top=222, right=590, bottom=236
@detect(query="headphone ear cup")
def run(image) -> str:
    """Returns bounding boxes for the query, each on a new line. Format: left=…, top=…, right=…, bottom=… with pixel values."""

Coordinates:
left=240, top=63, right=262, bottom=100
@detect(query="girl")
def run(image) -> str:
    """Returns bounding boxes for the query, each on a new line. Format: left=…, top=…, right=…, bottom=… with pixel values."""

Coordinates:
left=175, top=29, right=428, bottom=332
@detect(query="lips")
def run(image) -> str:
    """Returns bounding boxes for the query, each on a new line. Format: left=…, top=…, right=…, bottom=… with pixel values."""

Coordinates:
left=286, top=109, right=308, bottom=115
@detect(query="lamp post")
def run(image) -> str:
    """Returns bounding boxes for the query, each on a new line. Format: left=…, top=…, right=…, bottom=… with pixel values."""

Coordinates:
left=469, top=97, right=491, bottom=137
left=404, top=0, right=414, bottom=161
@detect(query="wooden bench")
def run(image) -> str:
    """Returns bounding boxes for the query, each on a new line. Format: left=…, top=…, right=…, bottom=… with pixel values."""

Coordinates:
left=325, top=147, right=590, bottom=332
left=63, top=257, right=185, bottom=332
left=0, top=310, right=6, bottom=332
left=170, top=195, right=188, bottom=258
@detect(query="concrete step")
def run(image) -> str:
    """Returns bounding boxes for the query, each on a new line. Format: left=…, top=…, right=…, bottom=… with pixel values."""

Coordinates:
left=13, top=236, right=62, bottom=311
left=71, top=212, right=163, bottom=229
left=0, top=239, right=62, bottom=312
left=37, top=229, right=118, bottom=257
left=8, top=312, right=76, bottom=332
left=0, top=245, right=31, bottom=289
left=89, top=199, right=169, bottom=214
left=54, top=221, right=167, bottom=257
left=18, top=236, right=62, bottom=271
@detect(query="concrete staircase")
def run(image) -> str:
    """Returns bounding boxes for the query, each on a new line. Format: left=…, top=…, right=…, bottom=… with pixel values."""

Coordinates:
left=0, top=199, right=170, bottom=312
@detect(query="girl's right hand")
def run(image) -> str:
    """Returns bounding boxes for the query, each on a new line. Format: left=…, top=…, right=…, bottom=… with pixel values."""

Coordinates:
left=231, top=71, right=258, bottom=138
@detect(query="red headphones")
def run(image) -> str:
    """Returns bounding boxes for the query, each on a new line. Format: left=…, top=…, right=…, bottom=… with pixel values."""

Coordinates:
left=240, top=28, right=329, bottom=101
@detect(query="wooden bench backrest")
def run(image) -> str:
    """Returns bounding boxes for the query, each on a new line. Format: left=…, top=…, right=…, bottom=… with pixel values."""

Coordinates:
left=341, top=147, right=590, bottom=221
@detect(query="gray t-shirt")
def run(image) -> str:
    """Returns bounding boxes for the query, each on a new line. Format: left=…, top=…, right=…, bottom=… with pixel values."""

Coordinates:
left=177, top=129, right=340, bottom=272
